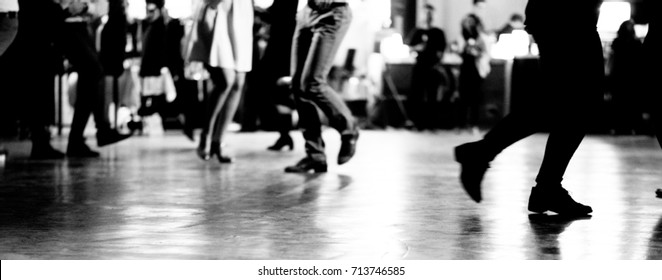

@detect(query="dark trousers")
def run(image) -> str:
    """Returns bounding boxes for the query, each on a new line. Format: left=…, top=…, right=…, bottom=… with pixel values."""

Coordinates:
left=62, top=24, right=108, bottom=143
left=481, top=29, right=604, bottom=185
left=291, top=4, right=354, bottom=161
left=644, top=22, right=662, bottom=149
left=411, top=63, right=448, bottom=130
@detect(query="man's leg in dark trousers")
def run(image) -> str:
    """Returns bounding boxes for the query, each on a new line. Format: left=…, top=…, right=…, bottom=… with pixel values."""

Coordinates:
left=65, top=27, right=108, bottom=144
left=291, top=6, right=354, bottom=162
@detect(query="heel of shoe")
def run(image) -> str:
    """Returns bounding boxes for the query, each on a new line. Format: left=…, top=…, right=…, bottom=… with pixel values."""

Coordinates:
left=197, top=134, right=211, bottom=161
left=527, top=189, right=548, bottom=213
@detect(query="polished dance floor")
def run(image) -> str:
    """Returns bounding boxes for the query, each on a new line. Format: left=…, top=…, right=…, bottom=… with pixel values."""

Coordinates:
left=1, top=130, right=661, bottom=259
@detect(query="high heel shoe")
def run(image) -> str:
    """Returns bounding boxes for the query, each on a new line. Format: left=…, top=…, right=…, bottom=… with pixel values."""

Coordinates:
left=197, top=134, right=211, bottom=160
left=210, top=141, right=233, bottom=163
left=267, top=134, right=294, bottom=151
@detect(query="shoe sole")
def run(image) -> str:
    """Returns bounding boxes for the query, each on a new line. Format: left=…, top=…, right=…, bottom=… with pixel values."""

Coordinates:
left=528, top=202, right=593, bottom=215
left=284, top=166, right=328, bottom=173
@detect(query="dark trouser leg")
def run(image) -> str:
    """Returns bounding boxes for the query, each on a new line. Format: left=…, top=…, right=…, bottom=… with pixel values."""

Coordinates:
left=644, top=24, right=662, bottom=148
left=65, top=28, right=107, bottom=143
left=291, top=5, right=354, bottom=160
left=482, top=30, right=603, bottom=179
left=533, top=31, right=604, bottom=186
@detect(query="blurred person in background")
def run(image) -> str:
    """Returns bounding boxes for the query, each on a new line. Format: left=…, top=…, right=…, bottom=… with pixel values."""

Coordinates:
left=163, top=3, right=198, bottom=141
left=608, top=19, right=644, bottom=135
left=248, top=0, right=299, bottom=151
left=497, top=13, right=524, bottom=38
left=407, top=3, right=448, bottom=131
left=458, top=9, right=489, bottom=135
left=137, top=0, right=169, bottom=128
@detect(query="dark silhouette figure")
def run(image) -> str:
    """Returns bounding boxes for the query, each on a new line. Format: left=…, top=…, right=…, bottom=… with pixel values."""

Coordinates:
left=137, top=0, right=169, bottom=127
left=454, top=0, right=605, bottom=215
left=0, top=0, right=19, bottom=158
left=608, top=19, right=644, bottom=135
left=407, top=4, right=448, bottom=131
left=60, top=0, right=131, bottom=157
left=642, top=0, right=661, bottom=198
left=99, top=0, right=127, bottom=78
left=0, top=0, right=65, bottom=159
left=284, top=0, right=359, bottom=173
left=250, top=0, right=299, bottom=151
left=166, top=17, right=199, bottom=141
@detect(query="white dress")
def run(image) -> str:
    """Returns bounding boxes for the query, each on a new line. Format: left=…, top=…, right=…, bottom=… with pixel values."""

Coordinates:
left=208, top=0, right=254, bottom=72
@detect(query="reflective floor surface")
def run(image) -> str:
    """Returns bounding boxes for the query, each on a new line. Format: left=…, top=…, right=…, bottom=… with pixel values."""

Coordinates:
left=1, top=130, right=661, bottom=259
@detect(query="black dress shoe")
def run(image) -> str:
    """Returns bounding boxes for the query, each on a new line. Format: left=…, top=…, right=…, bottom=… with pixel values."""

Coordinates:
left=97, top=129, right=132, bottom=147
left=454, top=142, right=490, bottom=203
left=210, top=144, right=233, bottom=163
left=528, top=185, right=593, bottom=215
left=30, top=143, right=65, bottom=160
left=656, top=189, right=662, bottom=198
left=285, top=157, right=328, bottom=173
left=267, top=134, right=294, bottom=151
left=337, top=131, right=359, bottom=165
left=67, top=142, right=100, bottom=158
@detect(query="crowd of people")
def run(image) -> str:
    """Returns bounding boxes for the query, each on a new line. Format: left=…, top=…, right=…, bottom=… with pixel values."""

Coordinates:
left=0, top=0, right=660, bottom=204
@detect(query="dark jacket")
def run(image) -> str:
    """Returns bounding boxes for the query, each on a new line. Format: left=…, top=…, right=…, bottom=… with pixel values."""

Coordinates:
left=525, top=0, right=603, bottom=34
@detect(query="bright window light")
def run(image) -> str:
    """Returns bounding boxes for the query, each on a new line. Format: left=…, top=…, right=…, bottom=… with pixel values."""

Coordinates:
left=255, top=0, right=274, bottom=9
left=597, top=2, right=631, bottom=33
left=165, top=0, right=194, bottom=19
left=127, top=0, right=146, bottom=20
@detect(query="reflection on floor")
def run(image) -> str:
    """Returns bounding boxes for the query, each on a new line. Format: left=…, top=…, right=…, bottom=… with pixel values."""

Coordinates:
left=1, top=130, right=661, bottom=259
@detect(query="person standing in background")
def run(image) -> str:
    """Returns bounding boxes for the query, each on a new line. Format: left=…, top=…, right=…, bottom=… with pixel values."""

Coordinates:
left=458, top=1, right=490, bottom=135
left=608, top=19, right=644, bottom=135
left=407, top=3, right=448, bottom=131
left=99, top=0, right=127, bottom=79
left=252, top=0, right=299, bottom=152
